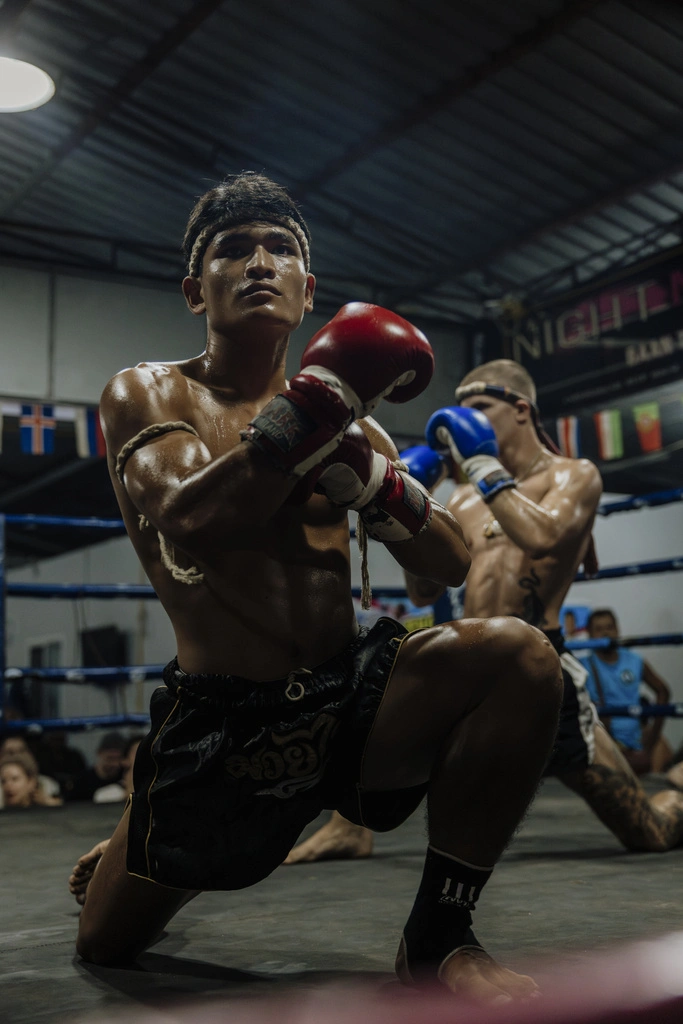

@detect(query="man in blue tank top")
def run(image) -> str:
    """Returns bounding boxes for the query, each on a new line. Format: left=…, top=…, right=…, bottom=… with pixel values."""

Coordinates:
left=581, top=609, right=671, bottom=774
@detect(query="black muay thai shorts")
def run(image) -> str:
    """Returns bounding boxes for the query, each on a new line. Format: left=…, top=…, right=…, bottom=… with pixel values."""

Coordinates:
left=127, top=617, right=427, bottom=891
left=543, top=628, right=598, bottom=776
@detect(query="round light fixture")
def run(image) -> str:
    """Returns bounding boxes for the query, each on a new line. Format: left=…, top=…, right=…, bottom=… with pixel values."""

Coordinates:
left=0, top=56, right=55, bottom=112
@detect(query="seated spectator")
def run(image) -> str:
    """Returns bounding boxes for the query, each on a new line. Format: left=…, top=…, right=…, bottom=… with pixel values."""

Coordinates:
left=580, top=609, right=672, bottom=775
left=0, top=736, right=61, bottom=804
left=93, top=736, right=143, bottom=803
left=30, top=731, right=86, bottom=795
left=0, top=753, right=62, bottom=809
left=65, top=731, right=125, bottom=801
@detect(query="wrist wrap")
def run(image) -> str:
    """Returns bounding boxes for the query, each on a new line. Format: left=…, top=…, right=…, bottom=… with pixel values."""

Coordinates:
left=359, top=467, right=433, bottom=543
left=240, top=374, right=353, bottom=477
left=463, top=454, right=516, bottom=503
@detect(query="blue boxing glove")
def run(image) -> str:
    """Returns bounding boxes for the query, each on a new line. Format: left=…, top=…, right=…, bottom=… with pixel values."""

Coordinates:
left=425, top=406, right=515, bottom=503
left=399, top=445, right=447, bottom=490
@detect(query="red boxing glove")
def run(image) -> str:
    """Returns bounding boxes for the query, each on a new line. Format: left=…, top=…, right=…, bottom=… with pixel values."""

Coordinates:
left=241, top=303, right=433, bottom=478
left=300, top=302, right=434, bottom=418
left=315, top=424, right=432, bottom=542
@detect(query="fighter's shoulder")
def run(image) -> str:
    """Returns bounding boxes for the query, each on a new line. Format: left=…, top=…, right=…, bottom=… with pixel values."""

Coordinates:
left=101, top=361, right=191, bottom=412
left=100, top=362, right=194, bottom=448
left=550, top=454, right=602, bottom=500
left=552, top=453, right=601, bottom=484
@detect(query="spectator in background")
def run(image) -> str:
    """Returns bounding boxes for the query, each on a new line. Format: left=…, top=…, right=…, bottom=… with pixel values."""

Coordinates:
left=581, top=609, right=672, bottom=775
left=93, top=736, right=143, bottom=804
left=0, top=736, right=61, bottom=804
left=0, top=753, right=62, bottom=809
left=65, top=731, right=126, bottom=802
left=31, top=731, right=87, bottom=795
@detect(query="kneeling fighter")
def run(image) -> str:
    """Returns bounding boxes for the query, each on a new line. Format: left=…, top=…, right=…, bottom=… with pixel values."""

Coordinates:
left=71, top=174, right=562, bottom=1001
left=294, top=359, right=683, bottom=862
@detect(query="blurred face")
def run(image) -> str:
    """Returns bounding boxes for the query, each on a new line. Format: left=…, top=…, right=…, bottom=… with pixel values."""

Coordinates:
left=460, top=394, right=521, bottom=450
left=589, top=614, right=618, bottom=640
left=184, top=222, right=315, bottom=335
left=96, top=747, right=123, bottom=781
left=1, top=763, right=36, bottom=807
left=0, top=738, right=28, bottom=759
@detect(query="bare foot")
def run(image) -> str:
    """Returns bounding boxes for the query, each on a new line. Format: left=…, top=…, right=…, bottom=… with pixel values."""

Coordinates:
left=284, top=813, right=374, bottom=864
left=438, top=946, right=539, bottom=1003
left=396, top=938, right=538, bottom=1004
left=68, top=839, right=110, bottom=905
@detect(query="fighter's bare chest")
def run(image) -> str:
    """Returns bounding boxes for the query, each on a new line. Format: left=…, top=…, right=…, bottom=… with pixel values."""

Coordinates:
left=188, top=395, right=257, bottom=458
left=188, top=391, right=343, bottom=529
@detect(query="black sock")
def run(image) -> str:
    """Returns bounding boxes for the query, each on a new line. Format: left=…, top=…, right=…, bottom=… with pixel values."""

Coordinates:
left=401, top=845, right=492, bottom=979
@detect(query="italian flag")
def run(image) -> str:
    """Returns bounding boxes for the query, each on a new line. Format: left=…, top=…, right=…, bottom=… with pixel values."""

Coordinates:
left=556, top=416, right=581, bottom=458
left=593, top=410, right=623, bottom=461
left=633, top=402, right=662, bottom=453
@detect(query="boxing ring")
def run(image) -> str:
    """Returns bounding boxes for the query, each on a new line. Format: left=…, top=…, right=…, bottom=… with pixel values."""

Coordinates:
left=2, top=495, right=683, bottom=1024
left=0, top=486, right=682, bottom=734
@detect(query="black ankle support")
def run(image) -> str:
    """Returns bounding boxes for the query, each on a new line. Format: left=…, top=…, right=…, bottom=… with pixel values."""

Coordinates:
left=399, top=847, right=492, bottom=982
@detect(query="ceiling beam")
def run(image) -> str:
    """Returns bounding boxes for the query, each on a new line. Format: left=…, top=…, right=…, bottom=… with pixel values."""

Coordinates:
left=390, top=155, right=683, bottom=305
left=296, top=0, right=604, bottom=198
left=0, top=0, right=225, bottom=217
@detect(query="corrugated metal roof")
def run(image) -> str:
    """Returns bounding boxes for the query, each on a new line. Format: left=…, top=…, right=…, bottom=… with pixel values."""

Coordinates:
left=1, top=0, right=683, bottom=319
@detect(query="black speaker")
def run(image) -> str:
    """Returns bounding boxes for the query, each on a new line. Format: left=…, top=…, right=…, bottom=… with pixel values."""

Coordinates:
left=80, top=625, right=128, bottom=668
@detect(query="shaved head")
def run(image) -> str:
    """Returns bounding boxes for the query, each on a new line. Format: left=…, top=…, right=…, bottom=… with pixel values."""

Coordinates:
left=459, top=360, right=537, bottom=405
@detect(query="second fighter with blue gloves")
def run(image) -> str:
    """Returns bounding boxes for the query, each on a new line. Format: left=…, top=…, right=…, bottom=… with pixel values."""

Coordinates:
left=424, top=406, right=516, bottom=503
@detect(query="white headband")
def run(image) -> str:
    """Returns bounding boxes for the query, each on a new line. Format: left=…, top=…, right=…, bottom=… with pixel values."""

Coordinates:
left=188, top=215, right=311, bottom=277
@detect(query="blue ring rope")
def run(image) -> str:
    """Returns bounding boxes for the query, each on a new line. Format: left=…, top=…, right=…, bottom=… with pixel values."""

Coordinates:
left=4, top=665, right=165, bottom=683
left=4, top=487, right=683, bottom=534
left=596, top=703, right=683, bottom=719
left=2, top=489, right=681, bottom=731
left=5, top=557, right=683, bottom=600
left=565, top=634, right=683, bottom=650
left=1, top=713, right=150, bottom=733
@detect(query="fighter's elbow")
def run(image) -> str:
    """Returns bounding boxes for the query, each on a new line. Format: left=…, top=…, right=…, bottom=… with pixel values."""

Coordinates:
left=437, top=549, right=470, bottom=588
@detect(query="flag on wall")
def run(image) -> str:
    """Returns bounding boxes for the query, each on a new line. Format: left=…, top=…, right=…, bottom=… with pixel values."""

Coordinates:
left=75, top=407, right=106, bottom=457
left=593, top=409, right=624, bottom=461
left=633, top=401, right=662, bottom=453
left=555, top=416, right=581, bottom=458
left=19, top=404, right=56, bottom=454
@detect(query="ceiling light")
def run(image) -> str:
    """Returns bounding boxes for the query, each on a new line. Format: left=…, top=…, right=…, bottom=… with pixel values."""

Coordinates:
left=0, top=56, right=54, bottom=112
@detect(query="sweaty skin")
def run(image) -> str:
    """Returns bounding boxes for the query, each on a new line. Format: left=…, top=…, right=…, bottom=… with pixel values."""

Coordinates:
left=101, top=225, right=467, bottom=680
left=73, top=223, right=563, bottom=1004
left=430, top=454, right=597, bottom=630
left=287, top=399, right=598, bottom=864
left=293, top=384, right=683, bottom=862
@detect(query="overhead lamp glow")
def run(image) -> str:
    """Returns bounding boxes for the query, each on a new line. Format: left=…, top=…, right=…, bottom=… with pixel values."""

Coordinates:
left=0, top=56, right=54, bottom=112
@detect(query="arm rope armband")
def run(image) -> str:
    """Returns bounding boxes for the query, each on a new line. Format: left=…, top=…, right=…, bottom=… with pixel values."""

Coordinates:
left=115, top=421, right=204, bottom=586
left=115, top=420, right=199, bottom=484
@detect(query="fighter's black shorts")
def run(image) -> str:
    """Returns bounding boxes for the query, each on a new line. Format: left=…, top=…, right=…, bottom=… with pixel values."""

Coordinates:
left=127, top=617, right=427, bottom=891
left=543, top=628, right=597, bottom=776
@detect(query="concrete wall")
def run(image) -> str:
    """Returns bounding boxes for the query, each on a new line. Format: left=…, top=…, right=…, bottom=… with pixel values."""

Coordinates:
left=0, top=266, right=466, bottom=439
